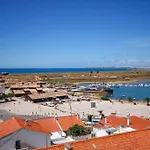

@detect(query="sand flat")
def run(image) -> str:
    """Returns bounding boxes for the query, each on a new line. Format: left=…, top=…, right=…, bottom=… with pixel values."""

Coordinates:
left=0, top=98, right=149, bottom=119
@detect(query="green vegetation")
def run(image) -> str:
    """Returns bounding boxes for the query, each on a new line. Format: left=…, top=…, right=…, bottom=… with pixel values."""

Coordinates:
left=98, top=110, right=105, bottom=119
left=87, top=115, right=93, bottom=122
left=101, top=96, right=110, bottom=100
left=0, top=93, right=14, bottom=100
left=98, top=110, right=103, bottom=114
left=128, top=97, right=133, bottom=102
left=67, top=124, right=86, bottom=136
left=144, top=98, right=150, bottom=106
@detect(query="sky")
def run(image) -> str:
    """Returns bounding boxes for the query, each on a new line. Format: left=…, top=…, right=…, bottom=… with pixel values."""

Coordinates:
left=0, top=0, right=150, bottom=68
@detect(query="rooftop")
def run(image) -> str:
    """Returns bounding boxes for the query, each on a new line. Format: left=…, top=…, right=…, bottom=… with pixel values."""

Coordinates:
left=100, top=115, right=127, bottom=128
left=129, top=116, right=150, bottom=130
left=35, top=129, right=150, bottom=150
left=57, top=115, right=86, bottom=131
left=0, top=117, right=50, bottom=139
left=99, top=115, right=150, bottom=130
left=12, top=90, right=26, bottom=95
left=34, top=117, right=60, bottom=133
left=28, top=90, right=68, bottom=100
left=10, top=83, right=40, bottom=89
left=34, top=115, right=86, bottom=132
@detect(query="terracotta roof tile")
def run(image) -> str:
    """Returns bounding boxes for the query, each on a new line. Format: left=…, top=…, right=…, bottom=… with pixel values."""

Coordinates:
left=57, top=115, right=86, bottom=131
left=0, top=117, right=50, bottom=139
left=129, top=116, right=150, bottom=130
left=35, top=129, right=150, bottom=150
left=99, top=115, right=150, bottom=130
left=99, top=115, right=127, bottom=128
left=34, top=115, right=86, bottom=132
left=34, top=117, right=61, bottom=133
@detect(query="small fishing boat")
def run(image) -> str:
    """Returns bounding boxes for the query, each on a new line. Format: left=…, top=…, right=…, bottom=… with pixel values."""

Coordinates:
left=1, top=72, right=9, bottom=75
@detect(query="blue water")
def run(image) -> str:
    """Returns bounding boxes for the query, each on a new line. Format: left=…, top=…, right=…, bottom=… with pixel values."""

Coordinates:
left=108, top=81, right=150, bottom=101
left=78, top=81, right=150, bottom=101
left=0, top=67, right=134, bottom=74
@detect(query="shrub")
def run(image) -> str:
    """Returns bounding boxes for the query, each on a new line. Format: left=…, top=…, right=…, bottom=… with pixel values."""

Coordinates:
left=0, top=93, right=14, bottom=100
left=67, top=124, right=85, bottom=136
left=144, top=98, right=150, bottom=106
left=128, top=97, right=133, bottom=102
left=101, top=96, right=110, bottom=101
left=87, top=115, right=93, bottom=122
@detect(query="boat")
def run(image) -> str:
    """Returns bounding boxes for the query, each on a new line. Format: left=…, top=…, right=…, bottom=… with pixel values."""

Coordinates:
left=104, top=87, right=113, bottom=93
left=1, top=72, right=9, bottom=75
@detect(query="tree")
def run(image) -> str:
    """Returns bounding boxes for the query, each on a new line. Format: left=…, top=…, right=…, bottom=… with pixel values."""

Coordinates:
left=7, top=93, right=14, bottom=98
left=144, top=98, right=150, bottom=106
left=90, top=71, right=93, bottom=76
left=98, top=110, right=103, bottom=114
left=67, top=124, right=85, bottom=137
left=87, top=114, right=93, bottom=122
left=101, top=96, right=110, bottom=101
left=128, top=97, right=133, bottom=102
left=98, top=110, right=105, bottom=119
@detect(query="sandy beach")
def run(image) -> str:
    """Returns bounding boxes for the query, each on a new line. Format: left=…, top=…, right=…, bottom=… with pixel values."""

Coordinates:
left=0, top=97, right=149, bottom=120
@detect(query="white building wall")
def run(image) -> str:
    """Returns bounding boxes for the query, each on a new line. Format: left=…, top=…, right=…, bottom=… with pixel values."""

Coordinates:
left=0, top=129, right=51, bottom=150
left=92, top=128, right=108, bottom=137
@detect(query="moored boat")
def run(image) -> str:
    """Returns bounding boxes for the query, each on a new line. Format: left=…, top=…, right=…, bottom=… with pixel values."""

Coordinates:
left=1, top=72, right=9, bottom=75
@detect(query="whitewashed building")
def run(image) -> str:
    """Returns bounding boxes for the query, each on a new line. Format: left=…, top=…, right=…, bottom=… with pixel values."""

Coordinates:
left=0, top=117, right=51, bottom=150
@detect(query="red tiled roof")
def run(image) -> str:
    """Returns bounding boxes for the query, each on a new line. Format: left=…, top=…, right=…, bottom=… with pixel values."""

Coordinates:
left=34, top=117, right=61, bottom=133
left=0, top=117, right=50, bottom=139
left=35, top=129, right=150, bottom=150
left=34, top=115, right=86, bottom=132
left=99, top=115, right=150, bottom=130
left=99, top=115, right=127, bottom=128
left=57, top=115, right=86, bottom=131
left=129, top=116, right=150, bottom=130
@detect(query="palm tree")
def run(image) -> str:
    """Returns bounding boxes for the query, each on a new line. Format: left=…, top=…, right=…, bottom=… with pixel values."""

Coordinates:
left=98, top=110, right=103, bottom=114
left=98, top=110, right=105, bottom=119
left=144, top=98, right=150, bottom=106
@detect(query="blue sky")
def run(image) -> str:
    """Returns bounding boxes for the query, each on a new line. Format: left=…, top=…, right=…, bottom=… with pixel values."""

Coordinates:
left=0, top=0, right=150, bottom=68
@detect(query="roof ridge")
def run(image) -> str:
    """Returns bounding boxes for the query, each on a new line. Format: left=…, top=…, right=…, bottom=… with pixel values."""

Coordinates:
left=55, top=119, right=63, bottom=131
left=33, top=117, right=52, bottom=121
left=34, top=128, right=150, bottom=150
left=58, top=115, right=77, bottom=118
left=63, top=128, right=150, bottom=143
left=74, top=128, right=150, bottom=144
left=11, top=117, right=23, bottom=128
left=34, top=115, right=77, bottom=121
left=109, top=115, right=126, bottom=119
left=130, top=115, right=150, bottom=120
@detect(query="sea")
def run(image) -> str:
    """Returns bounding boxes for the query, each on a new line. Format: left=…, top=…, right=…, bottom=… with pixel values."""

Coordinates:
left=108, top=81, right=150, bottom=101
left=1, top=67, right=149, bottom=101
left=78, top=81, right=150, bottom=101
left=0, top=67, right=135, bottom=74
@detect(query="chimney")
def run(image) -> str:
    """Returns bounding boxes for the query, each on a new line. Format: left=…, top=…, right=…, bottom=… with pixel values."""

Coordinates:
left=77, top=113, right=80, bottom=119
left=104, top=116, right=107, bottom=124
left=25, top=120, right=29, bottom=126
left=15, top=140, right=21, bottom=150
left=64, top=144, right=73, bottom=150
left=127, top=117, right=130, bottom=126
left=25, top=120, right=31, bottom=126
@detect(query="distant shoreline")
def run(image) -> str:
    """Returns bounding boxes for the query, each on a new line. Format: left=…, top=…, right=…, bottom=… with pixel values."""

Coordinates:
left=0, top=67, right=136, bottom=74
